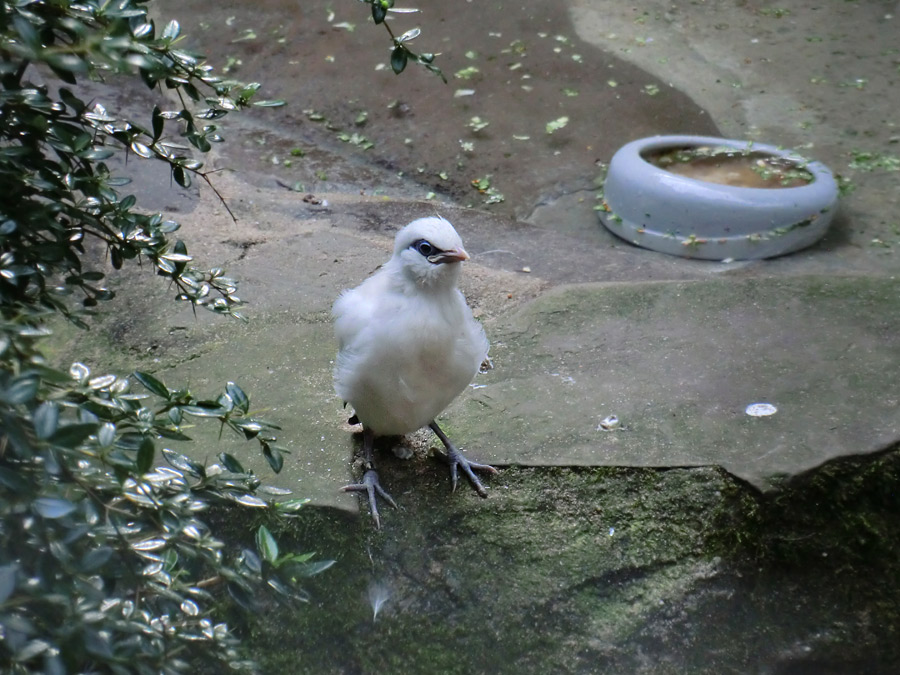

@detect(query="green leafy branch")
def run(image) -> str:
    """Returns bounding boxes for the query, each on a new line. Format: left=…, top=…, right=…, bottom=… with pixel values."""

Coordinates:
left=359, top=0, right=446, bottom=81
left=1, top=2, right=286, bottom=326
left=0, top=1, right=327, bottom=671
left=0, top=353, right=327, bottom=672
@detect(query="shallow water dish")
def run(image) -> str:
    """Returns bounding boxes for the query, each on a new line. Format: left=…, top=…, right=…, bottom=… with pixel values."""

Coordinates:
left=598, top=135, right=839, bottom=260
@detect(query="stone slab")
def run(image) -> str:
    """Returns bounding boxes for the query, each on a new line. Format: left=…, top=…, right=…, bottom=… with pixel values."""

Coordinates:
left=457, top=275, right=900, bottom=490
left=156, top=315, right=358, bottom=510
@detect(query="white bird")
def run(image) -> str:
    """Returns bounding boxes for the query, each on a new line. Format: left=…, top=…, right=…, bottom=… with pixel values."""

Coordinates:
left=333, top=216, right=497, bottom=527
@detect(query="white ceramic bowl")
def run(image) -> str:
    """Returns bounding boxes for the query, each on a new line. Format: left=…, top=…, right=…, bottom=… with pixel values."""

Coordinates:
left=598, top=135, right=839, bottom=260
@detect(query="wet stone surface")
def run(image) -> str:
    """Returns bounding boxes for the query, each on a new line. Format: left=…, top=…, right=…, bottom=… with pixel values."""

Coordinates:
left=231, top=454, right=900, bottom=674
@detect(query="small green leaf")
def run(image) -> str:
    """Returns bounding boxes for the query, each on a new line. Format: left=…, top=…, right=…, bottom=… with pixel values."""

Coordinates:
left=130, top=141, right=152, bottom=158
left=162, top=19, right=181, bottom=41
left=263, top=445, right=284, bottom=473
left=276, top=498, right=310, bottom=513
left=156, top=428, right=191, bottom=441
left=97, top=422, right=116, bottom=447
left=235, top=419, right=261, bottom=439
left=187, top=132, right=211, bottom=153
left=225, top=382, right=250, bottom=413
left=48, top=423, right=96, bottom=448
left=14, top=640, right=51, bottom=662
left=372, top=2, right=388, bottom=24
left=131, top=538, right=166, bottom=552
left=397, top=28, right=421, bottom=43
left=390, top=46, right=409, bottom=75
left=12, top=15, right=40, bottom=50
left=162, top=448, right=206, bottom=478
left=172, top=165, right=191, bottom=188
left=0, top=564, right=17, bottom=604
left=132, top=22, right=153, bottom=39
left=180, top=404, right=224, bottom=417
left=546, top=116, right=570, bottom=134
left=167, top=407, right=183, bottom=425
left=33, top=402, right=59, bottom=439
left=45, top=53, right=88, bottom=75
left=81, top=147, right=115, bottom=160
left=256, top=525, right=279, bottom=563
left=171, top=239, right=189, bottom=275
left=133, top=371, right=170, bottom=399
left=34, top=497, right=77, bottom=519
left=152, top=106, right=164, bottom=141
left=182, top=82, right=202, bottom=101
left=136, top=436, right=155, bottom=474
left=218, top=452, right=246, bottom=474
left=290, top=559, right=336, bottom=577
left=234, top=494, right=268, bottom=507
left=3, top=375, right=39, bottom=405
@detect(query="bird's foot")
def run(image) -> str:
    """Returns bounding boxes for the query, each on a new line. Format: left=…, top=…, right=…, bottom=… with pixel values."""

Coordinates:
left=341, top=469, right=397, bottom=529
left=443, top=446, right=498, bottom=498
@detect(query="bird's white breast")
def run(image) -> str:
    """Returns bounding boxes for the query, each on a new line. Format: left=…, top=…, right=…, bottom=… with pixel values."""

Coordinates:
left=333, top=271, right=488, bottom=436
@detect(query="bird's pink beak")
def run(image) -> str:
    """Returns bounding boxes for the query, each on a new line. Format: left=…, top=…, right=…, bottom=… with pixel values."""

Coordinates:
left=428, top=248, right=469, bottom=264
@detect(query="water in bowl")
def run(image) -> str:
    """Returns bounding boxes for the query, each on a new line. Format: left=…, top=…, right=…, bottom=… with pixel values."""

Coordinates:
left=646, top=146, right=814, bottom=188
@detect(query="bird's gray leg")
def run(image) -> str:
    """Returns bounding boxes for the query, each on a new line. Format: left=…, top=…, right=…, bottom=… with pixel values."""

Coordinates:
left=341, top=427, right=397, bottom=529
left=429, top=421, right=498, bottom=498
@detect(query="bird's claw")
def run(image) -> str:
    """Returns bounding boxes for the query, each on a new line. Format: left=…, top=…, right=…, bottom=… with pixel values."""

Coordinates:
left=445, top=447, right=498, bottom=498
left=342, top=469, right=397, bottom=529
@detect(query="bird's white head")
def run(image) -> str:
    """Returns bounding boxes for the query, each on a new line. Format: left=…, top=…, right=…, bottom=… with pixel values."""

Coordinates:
left=391, top=216, right=469, bottom=288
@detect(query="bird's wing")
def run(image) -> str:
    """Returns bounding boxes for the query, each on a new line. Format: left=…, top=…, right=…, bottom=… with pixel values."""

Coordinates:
left=454, top=289, right=491, bottom=366
left=332, top=273, right=389, bottom=351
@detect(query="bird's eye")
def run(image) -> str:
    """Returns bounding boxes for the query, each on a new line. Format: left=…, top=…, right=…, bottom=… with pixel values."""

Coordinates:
left=412, top=239, right=436, bottom=257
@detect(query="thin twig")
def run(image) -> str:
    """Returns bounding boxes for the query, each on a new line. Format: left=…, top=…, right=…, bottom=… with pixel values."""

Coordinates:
left=198, top=171, right=237, bottom=223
